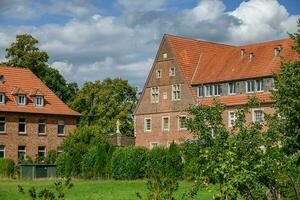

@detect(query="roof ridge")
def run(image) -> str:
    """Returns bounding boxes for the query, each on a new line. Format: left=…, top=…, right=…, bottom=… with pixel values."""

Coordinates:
left=238, top=38, right=292, bottom=48
left=0, top=65, right=32, bottom=71
left=165, top=33, right=235, bottom=47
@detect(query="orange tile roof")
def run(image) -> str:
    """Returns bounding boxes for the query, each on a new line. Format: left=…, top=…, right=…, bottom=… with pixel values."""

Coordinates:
left=197, top=92, right=274, bottom=106
left=0, top=66, right=80, bottom=116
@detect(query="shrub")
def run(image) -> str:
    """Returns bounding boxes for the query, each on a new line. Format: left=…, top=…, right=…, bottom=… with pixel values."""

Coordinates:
left=81, top=146, right=97, bottom=178
left=0, top=158, right=15, bottom=178
left=44, top=150, right=58, bottom=164
left=111, top=147, right=147, bottom=179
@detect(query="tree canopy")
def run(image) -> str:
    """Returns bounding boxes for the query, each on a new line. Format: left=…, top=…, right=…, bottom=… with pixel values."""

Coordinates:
left=69, top=78, right=137, bottom=135
left=3, top=34, right=78, bottom=103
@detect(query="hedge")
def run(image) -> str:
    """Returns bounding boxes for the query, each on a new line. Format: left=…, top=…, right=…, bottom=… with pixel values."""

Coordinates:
left=0, top=158, right=15, bottom=178
left=111, top=147, right=148, bottom=180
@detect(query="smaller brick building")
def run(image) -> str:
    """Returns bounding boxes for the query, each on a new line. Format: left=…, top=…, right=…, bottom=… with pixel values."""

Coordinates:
left=0, top=66, right=80, bottom=163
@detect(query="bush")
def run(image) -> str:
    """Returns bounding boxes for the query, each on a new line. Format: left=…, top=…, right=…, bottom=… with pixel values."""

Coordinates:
left=44, top=150, right=58, bottom=164
left=0, top=158, right=15, bottom=178
left=111, top=147, right=148, bottom=180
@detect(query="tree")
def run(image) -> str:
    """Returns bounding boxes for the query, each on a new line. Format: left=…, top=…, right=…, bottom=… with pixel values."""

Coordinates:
left=272, top=19, right=300, bottom=155
left=69, top=78, right=137, bottom=135
left=3, top=34, right=78, bottom=103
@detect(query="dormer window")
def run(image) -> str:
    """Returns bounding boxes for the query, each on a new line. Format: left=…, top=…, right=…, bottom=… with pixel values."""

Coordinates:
left=249, top=52, right=254, bottom=62
left=274, top=46, right=281, bottom=57
left=241, top=49, right=246, bottom=57
left=169, top=67, right=175, bottom=76
left=17, top=95, right=26, bottom=106
left=0, top=93, right=5, bottom=104
left=35, top=96, right=44, bottom=107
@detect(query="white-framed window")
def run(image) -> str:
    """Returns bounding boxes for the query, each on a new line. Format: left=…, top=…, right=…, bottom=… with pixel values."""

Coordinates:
left=17, top=95, right=26, bottom=105
left=144, top=118, right=151, bottom=132
left=228, top=82, right=236, bottom=95
left=162, top=116, right=169, bottom=131
left=150, top=142, right=159, bottom=149
left=253, top=109, right=264, bottom=123
left=18, top=146, right=26, bottom=160
left=0, top=93, right=5, bottom=104
left=0, top=117, right=5, bottom=133
left=178, top=116, right=187, bottom=130
left=156, top=69, right=161, bottom=79
left=38, top=146, right=46, bottom=158
left=18, top=118, right=26, bottom=134
left=38, top=119, right=46, bottom=135
left=0, top=145, right=5, bottom=158
left=58, top=121, right=65, bottom=135
left=214, top=84, right=221, bottom=96
left=169, top=67, right=175, bottom=76
left=197, top=86, right=204, bottom=97
left=151, top=87, right=159, bottom=103
left=246, top=79, right=263, bottom=93
left=172, top=84, right=181, bottom=101
left=205, top=85, right=213, bottom=97
left=35, top=96, right=44, bottom=107
left=228, top=111, right=237, bottom=127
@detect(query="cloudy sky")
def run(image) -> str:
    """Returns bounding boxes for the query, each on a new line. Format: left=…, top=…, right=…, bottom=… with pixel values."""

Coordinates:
left=0, top=0, right=299, bottom=89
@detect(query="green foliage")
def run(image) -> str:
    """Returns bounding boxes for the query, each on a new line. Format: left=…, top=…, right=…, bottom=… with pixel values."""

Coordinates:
left=289, top=19, right=300, bottom=54
left=111, top=147, right=147, bottom=180
left=45, top=150, right=58, bottom=164
left=3, top=34, right=77, bottom=103
left=57, top=126, right=105, bottom=176
left=0, top=158, right=15, bottom=178
left=69, top=78, right=137, bottom=135
left=18, top=177, right=73, bottom=200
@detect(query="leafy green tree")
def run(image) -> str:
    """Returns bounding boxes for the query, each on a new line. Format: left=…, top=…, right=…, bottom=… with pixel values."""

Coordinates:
left=70, top=78, right=137, bottom=135
left=273, top=19, right=300, bottom=154
left=3, top=34, right=78, bottom=103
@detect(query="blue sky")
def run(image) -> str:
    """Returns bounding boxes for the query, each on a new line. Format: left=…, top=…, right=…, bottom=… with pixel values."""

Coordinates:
left=0, top=0, right=299, bottom=88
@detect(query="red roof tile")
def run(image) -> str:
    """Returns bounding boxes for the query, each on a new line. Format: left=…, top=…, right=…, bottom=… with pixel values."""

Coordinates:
left=0, top=66, right=80, bottom=116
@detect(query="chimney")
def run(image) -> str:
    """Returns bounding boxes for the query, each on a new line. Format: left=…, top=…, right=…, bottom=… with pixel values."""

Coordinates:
left=274, top=45, right=282, bottom=57
left=249, top=52, right=254, bottom=62
left=241, top=49, right=246, bottom=57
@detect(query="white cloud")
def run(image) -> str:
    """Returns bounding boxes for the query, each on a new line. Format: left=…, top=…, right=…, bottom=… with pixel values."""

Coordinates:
left=0, top=0, right=298, bottom=89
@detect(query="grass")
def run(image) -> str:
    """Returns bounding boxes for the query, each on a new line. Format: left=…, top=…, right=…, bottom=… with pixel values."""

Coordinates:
left=0, top=179, right=215, bottom=200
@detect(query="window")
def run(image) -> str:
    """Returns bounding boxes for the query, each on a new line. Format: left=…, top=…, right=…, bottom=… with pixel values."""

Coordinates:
left=197, top=86, right=204, bottom=97
left=144, top=118, right=151, bottom=132
left=150, top=142, right=159, bottom=149
left=38, top=119, right=46, bottom=135
left=57, top=121, right=65, bottom=135
left=228, top=82, right=236, bottom=95
left=151, top=87, right=159, bottom=103
left=162, top=117, right=169, bottom=131
left=169, top=67, right=175, bottom=76
left=0, top=117, right=5, bottom=133
left=19, top=118, right=26, bottom=134
left=35, top=96, right=44, bottom=107
left=38, top=146, right=46, bottom=158
left=205, top=85, right=213, bottom=97
left=18, top=146, right=26, bottom=160
left=172, top=84, right=181, bottom=100
left=156, top=69, right=161, bottom=79
left=246, top=79, right=263, bottom=93
left=253, top=110, right=264, bottom=123
left=0, top=145, right=5, bottom=158
left=178, top=116, right=187, bottom=130
left=214, top=84, right=221, bottom=96
left=0, top=93, right=5, bottom=104
left=162, top=53, right=168, bottom=59
left=228, top=111, right=237, bottom=127
left=256, top=80, right=263, bottom=92
left=57, top=147, right=63, bottom=156
left=17, top=95, right=26, bottom=105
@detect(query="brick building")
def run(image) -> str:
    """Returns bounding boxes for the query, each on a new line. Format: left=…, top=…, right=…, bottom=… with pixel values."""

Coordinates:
left=0, top=66, right=80, bottom=163
left=134, top=34, right=298, bottom=149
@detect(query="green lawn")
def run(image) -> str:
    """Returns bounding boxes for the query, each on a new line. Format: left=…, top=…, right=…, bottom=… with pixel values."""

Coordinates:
left=0, top=179, right=215, bottom=200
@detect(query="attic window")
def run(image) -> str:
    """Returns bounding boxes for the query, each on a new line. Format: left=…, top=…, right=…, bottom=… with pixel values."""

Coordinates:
left=35, top=96, right=44, bottom=107
left=156, top=69, right=161, bottom=79
left=249, top=52, right=254, bottom=62
left=162, top=53, right=168, bottom=59
left=274, top=46, right=282, bottom=57
left=0, top=93, right=5, bottom=104
left=17, top=95, right=26, bottom=106
left=241, top=49, right=246, bottom=57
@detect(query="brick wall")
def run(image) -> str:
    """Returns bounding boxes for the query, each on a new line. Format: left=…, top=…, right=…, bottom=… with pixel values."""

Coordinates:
left=0, top=112, right=77, bottom=163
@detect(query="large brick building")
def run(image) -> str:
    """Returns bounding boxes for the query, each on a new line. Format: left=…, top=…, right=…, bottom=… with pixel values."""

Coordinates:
left=0, top=66, right=80, bottom=163
left=134, top=34, right=298, bottom=149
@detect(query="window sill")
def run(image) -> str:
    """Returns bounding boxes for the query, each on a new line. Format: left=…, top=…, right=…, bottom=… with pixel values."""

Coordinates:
left=38, top=134, right=47, bottom=136
left=179, top=128, right=187, bottom=131
left=19, top=133, right=27, bottom=136
left=0, top=132, right=7, bottom=135
left=57, top=134, right=65, bottom=137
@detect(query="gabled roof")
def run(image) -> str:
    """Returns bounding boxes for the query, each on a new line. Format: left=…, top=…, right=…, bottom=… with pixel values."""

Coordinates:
left=0, top=66, right=80, bottom=116
left=165, top=34, right=298, bottom=85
